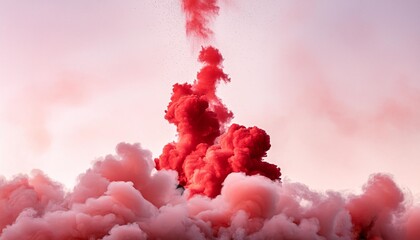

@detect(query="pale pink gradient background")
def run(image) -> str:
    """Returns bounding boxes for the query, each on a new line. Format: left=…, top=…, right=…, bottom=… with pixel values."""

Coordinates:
left=1, top=1, right=419, bottom=196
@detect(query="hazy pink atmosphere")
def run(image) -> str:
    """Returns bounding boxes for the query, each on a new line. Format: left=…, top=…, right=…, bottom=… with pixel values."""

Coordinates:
left=1, top=0, right=420, bottom=239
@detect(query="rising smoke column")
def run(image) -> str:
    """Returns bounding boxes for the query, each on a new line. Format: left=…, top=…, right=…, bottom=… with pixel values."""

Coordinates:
left=155, top=46, right=281, bottom=197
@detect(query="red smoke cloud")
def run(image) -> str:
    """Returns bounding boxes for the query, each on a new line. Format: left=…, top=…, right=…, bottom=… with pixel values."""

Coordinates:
left=155, top=46, right=280, bottom=197
left=1, top=1, right=420, bottom=239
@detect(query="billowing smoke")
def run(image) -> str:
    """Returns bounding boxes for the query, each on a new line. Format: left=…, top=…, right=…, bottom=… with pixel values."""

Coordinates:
left=1, top=145, right=419, bottom=239
left=1, top=1, right=420, bottom=240
left=155, top=46, right=280, bottom=197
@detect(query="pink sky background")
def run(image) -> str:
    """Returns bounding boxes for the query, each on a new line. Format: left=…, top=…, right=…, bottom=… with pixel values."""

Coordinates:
left=1, top=0, right=419, bottom=198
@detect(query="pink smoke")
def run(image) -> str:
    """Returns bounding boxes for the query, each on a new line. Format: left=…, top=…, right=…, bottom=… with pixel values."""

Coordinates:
left=1, top=146, right=419, bottom=239
left=1, top=1, right=420, bottom=239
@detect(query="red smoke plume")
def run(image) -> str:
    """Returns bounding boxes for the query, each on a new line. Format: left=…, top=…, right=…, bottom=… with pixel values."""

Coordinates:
left=155, top=46, right=280, bottom=197
left=1, top=1, right=420, bottom=239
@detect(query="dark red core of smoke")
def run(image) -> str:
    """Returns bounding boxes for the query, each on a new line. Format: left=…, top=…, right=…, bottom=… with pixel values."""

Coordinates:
left=155, top=46, right=281, bottom=197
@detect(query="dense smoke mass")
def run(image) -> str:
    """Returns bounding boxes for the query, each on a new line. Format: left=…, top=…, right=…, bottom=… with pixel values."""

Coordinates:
left=155, top=46, right=281, bottom=198
left=1, top=0, right=420, bottom=239
left=1, top=140, right=420, bottom=239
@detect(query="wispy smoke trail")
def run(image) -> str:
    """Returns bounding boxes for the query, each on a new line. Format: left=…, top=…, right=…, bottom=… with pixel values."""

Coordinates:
left=1, top=1, right=420, bottom=239
left=181, top=0, right=221, bottom=40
